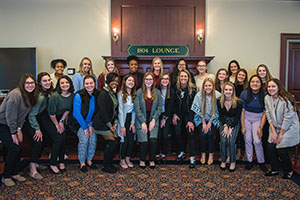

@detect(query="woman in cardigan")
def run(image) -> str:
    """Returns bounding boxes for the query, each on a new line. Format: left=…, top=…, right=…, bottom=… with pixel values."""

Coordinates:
left=173, top=69, right=197, bottom=167
left=94, top=72, right=119, bottom=173
left=23, top=72, right=54, bottom=180
left=118, top=74, right=137, bottom=169
left=47, top=75, right=74, bottom=174
left=240, top=75, right=267, bottom=172
left=264, top=78, right=299, bottom=179
left=134, top=72, right=162, bottom=169
left=191, top=78, right=220, bottom=167
left=68, top=75, right=99, bottom=173
left=97, top=58, right=120, bottom=91
left=0, top=73, right=39, bottom=187
left=217, top=82, right=242, bottom=172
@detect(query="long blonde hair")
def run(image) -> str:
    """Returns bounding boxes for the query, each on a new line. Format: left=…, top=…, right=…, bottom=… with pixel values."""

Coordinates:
left=142, top=72, right=156, bottom=100
left=201, top=78, right=216, bottom=117
left=151, top=57, right=164, bottom=74
left=219, top=81, right=240, bottom=109
left=176, top=69, right=196, bottom=96
left=159, top=72, right=171, bottom=99
left=78, top=57, right=95, bottom=76
left=103, top=58, right=119, bottom=76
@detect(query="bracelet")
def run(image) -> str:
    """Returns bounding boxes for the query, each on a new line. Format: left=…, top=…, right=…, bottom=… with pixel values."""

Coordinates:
left=258, top=125, right=263, bottom=129
left=17, top=127, right=22, bottom=130
left=60, top=119, right=64, bottom=123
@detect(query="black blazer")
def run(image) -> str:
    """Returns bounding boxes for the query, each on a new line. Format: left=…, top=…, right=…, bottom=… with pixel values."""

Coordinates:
left=162, top=87, right=175, bottom=119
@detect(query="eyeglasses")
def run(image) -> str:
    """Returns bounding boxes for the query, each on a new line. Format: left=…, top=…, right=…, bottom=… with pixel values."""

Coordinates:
left=145, top=78, right=153, bottom=81
left=25, top=81, right=35, bottom=85
left=161, top=78, right=169, bottom=80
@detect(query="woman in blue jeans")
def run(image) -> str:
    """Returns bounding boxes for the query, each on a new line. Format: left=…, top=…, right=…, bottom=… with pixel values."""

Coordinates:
left=217, top=82, right=242, bottom=172
left=68, top=75, right=99, bottom=173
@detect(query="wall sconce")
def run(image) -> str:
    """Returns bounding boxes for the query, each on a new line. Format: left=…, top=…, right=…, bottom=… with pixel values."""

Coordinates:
left=112, top=28, right=119, bottom=42
left=197, top=29, right=204, bottom=43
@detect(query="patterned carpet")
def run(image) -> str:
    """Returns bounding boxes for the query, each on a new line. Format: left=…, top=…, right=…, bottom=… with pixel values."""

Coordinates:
left=1, top=163, right=300, bottom=200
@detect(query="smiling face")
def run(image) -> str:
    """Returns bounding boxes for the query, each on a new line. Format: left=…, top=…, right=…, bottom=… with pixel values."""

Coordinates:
left=218, top=70, right=227, bottom=82
left=153, top=59, right=161, bottom=72
left=125, top=76, right=135, bottom=89
left=84, top=78, right=95, bottom=94
left=129, top=60, right=138, bottom=73
left=179, top=71, right=189, bottom=86
left=106, top=61, right=115, bottom=73
left=203, top=80, right=213, bottom=95
left=230, top=62, right=238, bottom=75
left=250, top=76, right=261, bottom=93
left=40, top=75, right=52, bottom=91
left=109, top=77, right=119, bottom=91
left=197, top=60, right=207, bottom=74
left=177, top=60, right=186, bottom=71
left=237, top=71, right=246, bottom=84
left=224, top=84, right=234, bottom=99
left=257, top=66, right=267, bottom=80
left=81, top=59, right=92, bottom=73
left=24, top=77, right=36, bottom=93
left=160, top=74, right=169, bottom=87
left=54, top=62, right=65, bottom=75
left=267, top=81, right=279, bottom=97
left=144, top=75, right=154, bottom=88
left=59, top=78, right=70, bottom=92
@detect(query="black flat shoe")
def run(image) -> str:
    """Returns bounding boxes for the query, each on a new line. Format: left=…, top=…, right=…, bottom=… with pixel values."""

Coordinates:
left=87, top=163, right=98, bottom=169
left=161, top=157, right=167, bottom=164
left=48, top=166, right=62, bottom=175
left=80, top=166, right=88, bottom=173
left=245, top=162, right=253, bottom=170
left=229, top=168, right=236, bottom=172
left=139, top=165, right=146, bottom=169
left=220, top=166, right=226, bottom=171
left=150, top=165, right=156, bottom=169
left=259, top=163, right=268, bottom=173
left=265, top=171, right=279, bottom=177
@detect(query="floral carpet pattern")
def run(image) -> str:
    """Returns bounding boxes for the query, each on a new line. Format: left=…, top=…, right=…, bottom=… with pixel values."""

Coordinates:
left=1, top=164, right=300, bottom=200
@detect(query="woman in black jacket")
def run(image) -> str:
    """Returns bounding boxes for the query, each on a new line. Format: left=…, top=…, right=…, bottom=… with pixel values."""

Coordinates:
left=94, top=72, right=119, bottom=173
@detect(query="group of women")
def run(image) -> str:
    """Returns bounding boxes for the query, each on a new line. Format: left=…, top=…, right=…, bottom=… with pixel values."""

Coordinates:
left=0, top=56, right=299, bottom=187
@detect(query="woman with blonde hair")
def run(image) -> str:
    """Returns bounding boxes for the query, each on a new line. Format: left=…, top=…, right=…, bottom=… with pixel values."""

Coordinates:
left=194, top=60, right=215, bottom=92
left=150, top=57, right=164, bottom=86
left=72, top=57, right=97, bottom=92
left=256, top=64, right=272, bottom=90
left=98, top=58, right=120, bottom=91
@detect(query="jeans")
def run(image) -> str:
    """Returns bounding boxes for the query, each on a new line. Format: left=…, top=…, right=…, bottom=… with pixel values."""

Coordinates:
left=220, top=123, right=239, bottom=163
left=199, top=123, right=215, bottom=153
left=119, top=113, right=134, bottom=159
left=77, top=125, right=97, bottom=164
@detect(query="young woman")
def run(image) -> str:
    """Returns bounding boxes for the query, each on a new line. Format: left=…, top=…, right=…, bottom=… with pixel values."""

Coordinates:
left=94, top=72, right=119, bottom=173
left=256, top=64, right=272, bottom=90
left=194, top=60, right=215, bottom=92
left=47, top=75, right=74, bottom=174
left=150, top=57, right=164, bottom=86
left=191, top=78, right=220, bottom=166
left=264, top=79, right=299, bottom=179
left=68, top=75, right=99, bottom=173
left=240, top=75, right=267, bottom=172
left=0, top=73, right=38, bottom=187
left=98, top=58, right=120, bottom=91
left=23, top=72, right=54, bottom=180
left=173, top=70, right=197, bottom=168
left=118, top=74, right=136, bottom=169
left=134, top=72, right=162, bottom=169
left=170, top=58, right=195, bottom=88
left=155, top=72, right=174, bottom=163
left=72, top=57, right=97, bottom=92
left=228, top=60, right=240, bottom=83
left=50, top=59, right=67, bottom=87
left=215, top=68, right=228, bottom=93
left=126, top=56, right=144, bottom=89
left=217, top=82, right=242, bottom=172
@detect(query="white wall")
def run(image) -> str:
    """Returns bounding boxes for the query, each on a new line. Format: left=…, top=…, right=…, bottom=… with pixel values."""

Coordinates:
left=0, top=0, right=300, bottom=78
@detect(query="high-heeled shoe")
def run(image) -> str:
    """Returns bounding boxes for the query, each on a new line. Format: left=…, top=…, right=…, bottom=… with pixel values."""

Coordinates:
left=139, top=161, right=146, bottom=169
left=220, top=163, right=226, bottom=171
left=149, top=161, right=156, bottom=169
left=48, top=166, right=62, bottom=175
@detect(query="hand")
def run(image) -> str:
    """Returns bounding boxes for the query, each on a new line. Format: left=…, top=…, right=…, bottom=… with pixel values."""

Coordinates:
left=84, top=128, right=90, bottom=137
left=271, top=132, right=277, bottom=143
left=120, top=127, right=126, bottom=136
left=172, top=115, right=180, bottom=125
left=228, top=127, right=232, bottom=138
left=186, top=122, right=194, bottom=132
left=55, top=124, right=61, bottom=133
left=149, top=119, right=155, bottom=132
left=142, top=122, right=148, bottom=134
left=11, top=134, right=19, bottom=145
left=110, top=124, right=117, bottom=132
left=129, top=123, right=136, bottom=134
left=221, top=125, right=228, bottom=137
left=202, top=122, right=208, bottom=134
left=241, top=127, right=246, bottom=135
left=17, top=129, right=23, bottom=143
left=206, top=121, right=212, bottom=132
left=33, top=130, right=43, bottom=142
left=59, top=122, right=65, bottom=134
left=160, top=119, right=166, bottom=128
left=276, top=133, right=283, bottom=144
left=257, top=127, right=263, bottom=139
left=88, top=126, right=93, bottom=137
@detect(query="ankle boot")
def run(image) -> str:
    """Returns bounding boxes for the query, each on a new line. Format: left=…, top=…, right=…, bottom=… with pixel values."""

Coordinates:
left=102, top=140, right=118, bottom=174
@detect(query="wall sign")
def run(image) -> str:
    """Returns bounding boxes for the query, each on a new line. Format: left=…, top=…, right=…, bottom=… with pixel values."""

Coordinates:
left=128, top=45, right=189, bottom=56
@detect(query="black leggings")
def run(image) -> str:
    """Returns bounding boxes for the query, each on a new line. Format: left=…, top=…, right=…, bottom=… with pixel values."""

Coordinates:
left=157, top=114, right=171, bottom=155
left=268, top=143, right=292, bottom=173
left=119, top=113, right=134, bottom=159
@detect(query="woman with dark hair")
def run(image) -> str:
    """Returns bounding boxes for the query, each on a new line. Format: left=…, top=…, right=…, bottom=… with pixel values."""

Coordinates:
left=170, top=58, right=195, bottom=88
left=228, top=60, right=240, bottom=83
left=214, top=68, right=228, bottom=93
left=94, top=72, right=119, bottom=173
left=47, top=75, right=74, bottom=174
left=264, top=78, right=299, bottom=179
left=23, top=72, right=54, bottom=180
left=0, top=73, right=38, bottom=187
left=134, top=72, right=162, bottom=169
left=240, top=75, right=267, bottom=172
left=68, top=75, right=99, bottom=173
left=118, top=74, right=136, bottom=169
left=50, top=59, right=67, bottom=87
left=155, top=72, right=174, bottom=163
left=126, top=56, right=144, bottom=89
left=97, top=58, right=121, bottom=91
left=72, top=57, right=97, bottom=92
left=173, top=70, right=197, bottom=167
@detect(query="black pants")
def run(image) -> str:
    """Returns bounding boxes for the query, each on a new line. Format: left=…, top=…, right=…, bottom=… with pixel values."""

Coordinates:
left=157, top=114, right=171, bottom=155
left=0, top=124, right=22, bottom=178
left=41, top=113, right=66, bottom=165
left=199, top=124, right=215, bottom=153
left=119, top=113, right=134, bottom=159
left=268, top=143, right=292, bottom=173
left=173, top=116, right=195, bottom=156
left=262, top=123, right=270, bottom=162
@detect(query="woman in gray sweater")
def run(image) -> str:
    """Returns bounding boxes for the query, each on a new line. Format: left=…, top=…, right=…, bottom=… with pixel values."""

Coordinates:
left=0, top=73, right=39, bottom=187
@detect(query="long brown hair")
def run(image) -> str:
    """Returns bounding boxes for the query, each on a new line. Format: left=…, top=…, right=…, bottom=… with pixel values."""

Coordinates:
left=120, top=74, right=137, bottom=103
left=37, top=72, right=54, bottom=97
left=103, top=58, right=119, bottom=76
left=176, top=69, right=196, bottom=96
left=78, top=57, right=95, bottom=76
left=256, top=64, right=272, bottom=83
left=142, top=72, right=156, bottom=100
left=234, top=68, right=248, bottom=90
left=267, top=78, right=298, bottom=111
left=219, top=81, right=241, bottom=109
left=18, top=73, right=39, bottom=107
left=201, top=78, right=216, bottom=117
left=159, top=72, right=171, bottom=99
left=214, top=68, right=228, bottom=91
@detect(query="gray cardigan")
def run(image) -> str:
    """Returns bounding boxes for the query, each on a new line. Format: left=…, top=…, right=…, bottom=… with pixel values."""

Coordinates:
left=265, top=95, right=299, bottom=148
